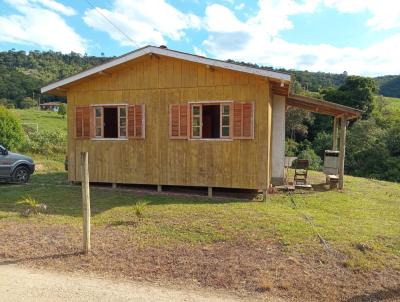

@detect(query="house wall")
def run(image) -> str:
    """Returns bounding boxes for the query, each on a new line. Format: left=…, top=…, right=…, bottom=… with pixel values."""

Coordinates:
left=271, top=94, right=286, bottom=185
left=66, top=55, right=272, bottom=189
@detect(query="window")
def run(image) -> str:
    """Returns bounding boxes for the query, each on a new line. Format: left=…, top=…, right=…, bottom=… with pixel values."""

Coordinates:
left=191, top=105, right=201, bottom=138
left=95, top=107, right=103, bottom=137
left=221, top=104, right=230, bottom=138
left=170, top=101, right=254, bottom=140
left=190, top=103, right=232, bottom=139
left=91, top=104, right=144, bottom=139
left=118, top=107, right=127, bottom=138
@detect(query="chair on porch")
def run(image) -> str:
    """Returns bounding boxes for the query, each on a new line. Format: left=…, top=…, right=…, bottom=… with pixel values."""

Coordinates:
left=294, top=159, right=309, bottom=185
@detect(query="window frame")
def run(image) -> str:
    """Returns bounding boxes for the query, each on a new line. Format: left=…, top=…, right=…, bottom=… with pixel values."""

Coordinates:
left=91, top=104, right=129, bottom=140
left=188, top=101, right=233, bottom=141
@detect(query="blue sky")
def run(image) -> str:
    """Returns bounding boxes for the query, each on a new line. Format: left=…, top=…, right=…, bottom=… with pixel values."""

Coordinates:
left=0, top=0, right=399, bottom=76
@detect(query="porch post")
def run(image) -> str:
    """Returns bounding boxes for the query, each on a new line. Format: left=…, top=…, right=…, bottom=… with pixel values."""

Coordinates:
left=338, top=116, right=347, bottom=189
left=332, top=117, right=338, bottom=150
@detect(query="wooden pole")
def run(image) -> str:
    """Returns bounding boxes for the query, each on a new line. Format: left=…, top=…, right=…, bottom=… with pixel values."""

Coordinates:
left=80, top=152, right=91, bottom=254
left=332, top=117, right=338, bottom=150
left=338, top=117, right=347, bottom=189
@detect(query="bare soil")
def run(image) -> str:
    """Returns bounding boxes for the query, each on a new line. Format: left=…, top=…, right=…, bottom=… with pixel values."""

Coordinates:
left=0, top=221, right=399, bottom=302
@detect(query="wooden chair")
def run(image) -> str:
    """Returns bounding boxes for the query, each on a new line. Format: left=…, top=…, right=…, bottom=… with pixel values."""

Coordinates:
left=294, top=159, right=309, bottom=185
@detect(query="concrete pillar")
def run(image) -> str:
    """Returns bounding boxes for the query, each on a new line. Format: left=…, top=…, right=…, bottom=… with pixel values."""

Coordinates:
left=271, top=94, right=286, bottom=185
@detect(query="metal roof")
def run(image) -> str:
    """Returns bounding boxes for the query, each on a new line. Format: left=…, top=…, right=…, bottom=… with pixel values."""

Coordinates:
left=41, top=45, right=291, bottom=94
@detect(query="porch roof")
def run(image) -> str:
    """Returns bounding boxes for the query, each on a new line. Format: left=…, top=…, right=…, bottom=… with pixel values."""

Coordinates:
left=287, top=94, right=363, bottom=120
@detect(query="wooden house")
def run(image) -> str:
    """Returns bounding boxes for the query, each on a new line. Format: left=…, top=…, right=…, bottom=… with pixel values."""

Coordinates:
left=41, top=46, right=361, bottom=194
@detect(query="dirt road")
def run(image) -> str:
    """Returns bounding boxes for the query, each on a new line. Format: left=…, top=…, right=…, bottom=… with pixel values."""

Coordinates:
left=0, top=265, right=280, bottom=302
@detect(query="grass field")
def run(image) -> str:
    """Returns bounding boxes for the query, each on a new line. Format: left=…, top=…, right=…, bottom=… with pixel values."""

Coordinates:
left=0, top=165, right=399, bottom=301
left=11, top=108, right=67, bottom=132
left=2, top=107, right=399, bottom=300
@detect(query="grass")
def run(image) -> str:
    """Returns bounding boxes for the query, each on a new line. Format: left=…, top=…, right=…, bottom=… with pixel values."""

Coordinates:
left=11, top=108, right=67, bottom=132
left=0, top=162, right=399, bottom=271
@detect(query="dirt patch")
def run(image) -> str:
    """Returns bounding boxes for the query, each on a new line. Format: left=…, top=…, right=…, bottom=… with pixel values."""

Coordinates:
left=0, top=221, right=399, bottom=302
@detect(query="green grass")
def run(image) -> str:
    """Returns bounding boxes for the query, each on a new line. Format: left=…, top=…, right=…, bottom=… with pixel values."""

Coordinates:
left=11, top=108, right=67, bottom=132
left=0, top=166, right=399, bottom=271
left=385, top=96, right=400, bottom=111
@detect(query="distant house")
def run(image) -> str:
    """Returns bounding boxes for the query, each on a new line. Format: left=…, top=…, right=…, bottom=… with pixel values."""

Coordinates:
left=40, top=102, right=61, bottom=112
left=41, top=46, right=361, bottom=194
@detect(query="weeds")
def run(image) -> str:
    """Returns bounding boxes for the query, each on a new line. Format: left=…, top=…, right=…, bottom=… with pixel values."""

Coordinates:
left=133, top=201, right=147, bottom=219
left=17, top=196, right=47, bottom=217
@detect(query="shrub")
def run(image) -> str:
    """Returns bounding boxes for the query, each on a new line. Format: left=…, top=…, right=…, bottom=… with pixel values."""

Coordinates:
left=312, top=131, right=332, bottom=158
left=20, top=97, right=36, bottom=109
left=58, top=103, right=67, bottom=118
left=20, top=129, right=66, bottom=155
left=17, top=196, right=47, bottom=216
left=297, top=148, right=322, bottom=170
left=0, top=106, right=25, bottom=150
left=285, top=139, right=298, bottom=156
left=134, top=201, right=147, bottom=219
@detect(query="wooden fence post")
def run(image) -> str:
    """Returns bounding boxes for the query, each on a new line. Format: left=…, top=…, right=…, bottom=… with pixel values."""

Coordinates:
left=338, top=117, right=347, bottom=190
left=81, top=152, right=91, bottom=254
left=332, top=117, right=338, bottom=150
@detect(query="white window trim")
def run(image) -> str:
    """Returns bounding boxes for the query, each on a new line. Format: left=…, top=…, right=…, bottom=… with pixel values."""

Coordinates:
left=189, top=101, right=233, bottom=140
left=90, top=104, right=128, bottom=140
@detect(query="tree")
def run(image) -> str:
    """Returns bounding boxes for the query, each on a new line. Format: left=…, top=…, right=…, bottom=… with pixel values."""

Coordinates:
left=0, top=106, right=24, bottom=150
left=58, top=103, right=67, bottom=118
left=20, top=97, right=36, bottom=109
left=322, top=76, right=377, bottom=118
left=286, top=108, right=314, bottom=140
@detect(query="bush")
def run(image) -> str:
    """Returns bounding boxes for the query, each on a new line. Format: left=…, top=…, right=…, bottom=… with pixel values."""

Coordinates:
left=58, top=103, right=67, bottom=118
left=297, top=148, right=322, bottom=170
left=285, top=139, right=299, bottom=156
left=20, top=97, right=36, bottom=109
left=312, top=131, right=332, bottom=158
left=20, top=129, right=66, bottom=155
left=0, top=106, right=25, bottom=150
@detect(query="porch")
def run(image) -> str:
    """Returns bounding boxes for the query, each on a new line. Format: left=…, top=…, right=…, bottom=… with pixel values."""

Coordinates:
left=271, top=93, right=363, bottom=190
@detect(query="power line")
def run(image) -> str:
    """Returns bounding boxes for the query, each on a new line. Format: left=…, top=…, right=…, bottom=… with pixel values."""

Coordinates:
left=84, top=0, right=136, bottom=45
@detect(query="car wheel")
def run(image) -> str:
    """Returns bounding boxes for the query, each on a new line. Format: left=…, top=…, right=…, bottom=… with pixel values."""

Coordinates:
left=12, top=166, right=30, bottom=183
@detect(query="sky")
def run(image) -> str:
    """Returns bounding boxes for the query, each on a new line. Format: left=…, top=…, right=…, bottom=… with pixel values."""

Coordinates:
left=0, top=0, right=399, bottom=76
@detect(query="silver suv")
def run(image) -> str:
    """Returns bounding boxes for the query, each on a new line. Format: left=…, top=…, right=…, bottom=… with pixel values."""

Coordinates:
left=0, top=145, right=35, bottom=183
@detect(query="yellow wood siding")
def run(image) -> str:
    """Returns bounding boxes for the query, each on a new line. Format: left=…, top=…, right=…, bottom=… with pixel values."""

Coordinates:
left=66, top=55, right=272, bottom=189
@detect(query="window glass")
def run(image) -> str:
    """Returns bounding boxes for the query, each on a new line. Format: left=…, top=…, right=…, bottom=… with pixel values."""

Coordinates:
left=119, top=106, right=127, bottom=138
left=222, top=127, right=229, bottom=137
left=220, top=104, right=230, bottom=138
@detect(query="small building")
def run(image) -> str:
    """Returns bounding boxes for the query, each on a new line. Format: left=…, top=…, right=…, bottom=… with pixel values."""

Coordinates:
left=40, top=102, right=62, bottom=112
left=41, top=46, right=361, bottom=193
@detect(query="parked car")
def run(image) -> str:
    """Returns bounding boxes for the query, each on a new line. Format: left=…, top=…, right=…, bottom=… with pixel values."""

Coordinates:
left=0, top=145, right=35, bottom=183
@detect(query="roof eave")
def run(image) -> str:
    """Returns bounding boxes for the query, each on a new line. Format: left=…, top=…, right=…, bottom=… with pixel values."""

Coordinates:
left=41, top=46, right=291, bottom=94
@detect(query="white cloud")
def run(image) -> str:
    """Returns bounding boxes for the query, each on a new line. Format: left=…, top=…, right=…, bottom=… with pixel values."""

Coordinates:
left=193, top=46, right=207, bottom=57
left=235, top=3, right=245, bottom=10
left=0, top=0, right=85, bottom=53
left=324, top=0, right=400, bottom=30
left=83, top=0, right=201, bottom=47
left=201, top=0, right=400, bottom=76
left=30, top=0, right=77, bottom=16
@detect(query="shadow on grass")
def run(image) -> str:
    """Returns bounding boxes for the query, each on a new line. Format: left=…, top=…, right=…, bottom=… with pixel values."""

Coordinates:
left=0, top=172, right=254, bottom=218
left=0, top=251, right=83, bottom=265
left=345, top=287, right=400, bottom=302
left=30, top=172, right=69, bottom=184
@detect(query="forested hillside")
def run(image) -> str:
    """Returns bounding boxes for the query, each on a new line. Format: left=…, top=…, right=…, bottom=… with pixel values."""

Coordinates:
left=0, top=50, right=110, bottom=107
left=0, top=50, right=399, bottom=109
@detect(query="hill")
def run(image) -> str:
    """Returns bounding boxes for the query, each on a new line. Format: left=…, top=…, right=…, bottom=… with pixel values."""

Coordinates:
left=0, top=50, right=399, bottom=108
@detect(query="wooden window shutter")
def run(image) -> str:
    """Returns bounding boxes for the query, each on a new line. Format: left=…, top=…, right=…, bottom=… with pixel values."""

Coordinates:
left=128, top=104, right=145, bottom=138
left=170, top=104, right=188, bottom=139
left=233, top=102, right=254, bottom=139
left=233, top=103, right=243, bottom=138
left=76, top=106, right=91, bottom=138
